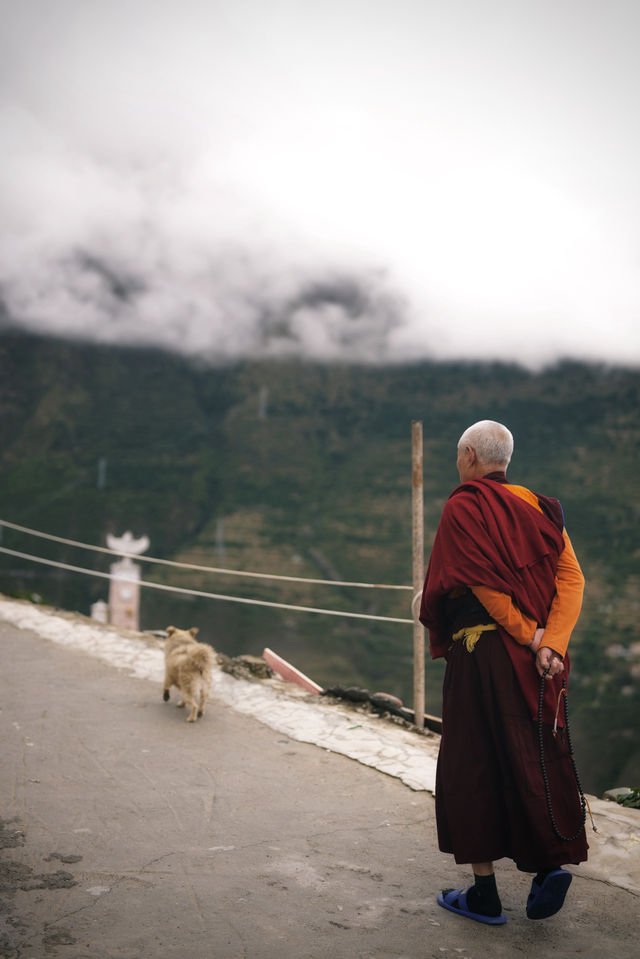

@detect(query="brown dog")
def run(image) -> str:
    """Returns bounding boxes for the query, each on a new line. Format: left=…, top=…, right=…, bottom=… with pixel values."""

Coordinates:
left=162, top=626, right=216, bottom=722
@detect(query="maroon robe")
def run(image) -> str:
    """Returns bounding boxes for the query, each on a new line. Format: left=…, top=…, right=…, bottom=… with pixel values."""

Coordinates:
left=420, top=477, right=588, bottom=868
left=420, top=476, right=567, bottom=723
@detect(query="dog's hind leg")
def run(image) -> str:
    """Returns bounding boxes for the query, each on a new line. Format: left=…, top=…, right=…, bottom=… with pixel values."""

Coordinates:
left=179, top=681, right=198, bottom=721
left=185, top=696, right=199, bottom=722
left=163, top=672, right=171, bottom=702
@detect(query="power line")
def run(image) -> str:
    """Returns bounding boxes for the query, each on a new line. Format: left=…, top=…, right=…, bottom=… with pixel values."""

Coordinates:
left=0, top=519, right=412, bottom=591
left=0, top=545, right=414, bottom=625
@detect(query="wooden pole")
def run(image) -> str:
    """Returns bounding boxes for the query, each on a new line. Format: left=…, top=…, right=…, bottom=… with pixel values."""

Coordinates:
left=411, top=420, right=425, bottom=730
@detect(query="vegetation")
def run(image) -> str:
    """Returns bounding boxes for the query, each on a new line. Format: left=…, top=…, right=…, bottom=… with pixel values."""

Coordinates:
left=617, top=789, right=640, bottom=809
left=1, top=329, right=638, bottom=795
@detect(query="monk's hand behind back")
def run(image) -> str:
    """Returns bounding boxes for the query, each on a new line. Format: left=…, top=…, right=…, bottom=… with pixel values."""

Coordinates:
left=535, top=645, right=564, bottom=679
left=530, top=627, right=545, bottom=653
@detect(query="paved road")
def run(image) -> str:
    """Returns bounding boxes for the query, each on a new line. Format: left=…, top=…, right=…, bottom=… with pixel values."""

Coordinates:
left=1, top=619, right=638, bottom=959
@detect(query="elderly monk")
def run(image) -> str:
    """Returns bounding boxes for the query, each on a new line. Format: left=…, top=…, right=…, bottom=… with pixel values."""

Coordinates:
left=419, top=420, right=587, bottom=925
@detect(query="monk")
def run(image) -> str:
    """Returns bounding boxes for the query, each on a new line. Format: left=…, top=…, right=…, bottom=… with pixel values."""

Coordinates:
left=419, top=420, right=588, bottom=925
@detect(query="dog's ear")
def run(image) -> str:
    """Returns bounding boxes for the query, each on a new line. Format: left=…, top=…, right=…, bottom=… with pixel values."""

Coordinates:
left=166, top=626, right=176, bottom=635
left=189, top=627, right=199, bottom=637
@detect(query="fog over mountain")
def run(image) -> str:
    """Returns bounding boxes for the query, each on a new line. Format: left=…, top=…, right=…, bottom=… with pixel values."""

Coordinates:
left=1, top=0, right=639, bottom=367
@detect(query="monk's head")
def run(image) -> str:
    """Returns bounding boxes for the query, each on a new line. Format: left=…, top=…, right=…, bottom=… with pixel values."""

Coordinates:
left=456, top=420, right=513, bottom=482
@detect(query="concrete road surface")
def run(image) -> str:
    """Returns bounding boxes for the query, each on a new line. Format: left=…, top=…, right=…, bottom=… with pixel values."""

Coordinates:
left=1, top=619, right=638, bottom=959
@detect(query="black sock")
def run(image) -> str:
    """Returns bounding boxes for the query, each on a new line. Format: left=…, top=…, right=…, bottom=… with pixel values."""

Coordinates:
left=466, top=873, right=503, bottom=917
left=534, top=870, right=551, bottom=887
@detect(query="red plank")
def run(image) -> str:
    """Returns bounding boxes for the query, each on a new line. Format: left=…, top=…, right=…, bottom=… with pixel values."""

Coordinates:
left=262, top=648, right=323, bottom=694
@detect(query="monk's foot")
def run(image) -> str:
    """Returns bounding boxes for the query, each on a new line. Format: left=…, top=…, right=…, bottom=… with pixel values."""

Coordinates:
left=438, top=885, right=506, bottom=925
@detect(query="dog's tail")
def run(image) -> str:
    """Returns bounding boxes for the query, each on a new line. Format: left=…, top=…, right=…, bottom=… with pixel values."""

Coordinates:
left=192, top=646, right=215, bottom=674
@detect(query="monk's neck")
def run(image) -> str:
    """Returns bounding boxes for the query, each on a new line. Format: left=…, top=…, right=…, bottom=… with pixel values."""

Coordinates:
left=481, top=470, right=508, bottom=483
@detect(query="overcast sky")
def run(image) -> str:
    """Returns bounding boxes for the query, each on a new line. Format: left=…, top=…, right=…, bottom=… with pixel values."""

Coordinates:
left=1, top=0, right=639, bottom=366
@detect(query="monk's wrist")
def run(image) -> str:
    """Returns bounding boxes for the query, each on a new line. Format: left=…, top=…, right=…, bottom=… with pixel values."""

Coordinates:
left=529, top=627, right=545, bottom=653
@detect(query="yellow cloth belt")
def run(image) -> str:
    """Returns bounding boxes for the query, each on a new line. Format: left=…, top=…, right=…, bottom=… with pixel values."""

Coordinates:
left=451, top=623, right=497, bottom=653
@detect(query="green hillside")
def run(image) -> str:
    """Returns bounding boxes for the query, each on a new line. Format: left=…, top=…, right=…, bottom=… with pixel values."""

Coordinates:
left=1, top=329, right=638, bottom=795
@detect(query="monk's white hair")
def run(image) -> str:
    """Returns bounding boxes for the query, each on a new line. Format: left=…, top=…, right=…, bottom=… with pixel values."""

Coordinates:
left=458, top=420, right=514, bottom=467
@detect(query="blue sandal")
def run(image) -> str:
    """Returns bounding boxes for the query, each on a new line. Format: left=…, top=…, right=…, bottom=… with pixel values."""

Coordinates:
left=438, top=887, right=507, bottom=925
left=526, top=869, right=572, bottom=920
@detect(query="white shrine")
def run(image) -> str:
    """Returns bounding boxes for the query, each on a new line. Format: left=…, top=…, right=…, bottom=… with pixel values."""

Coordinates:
left=106, top=531, right=149, bottom=631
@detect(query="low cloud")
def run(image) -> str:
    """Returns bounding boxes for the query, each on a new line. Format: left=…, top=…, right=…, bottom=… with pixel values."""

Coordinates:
left=0, top=98, right=412, bottom=363
left=0, top=175, right=409, bottom=364
left=1, top=0, right=639, bottom=368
